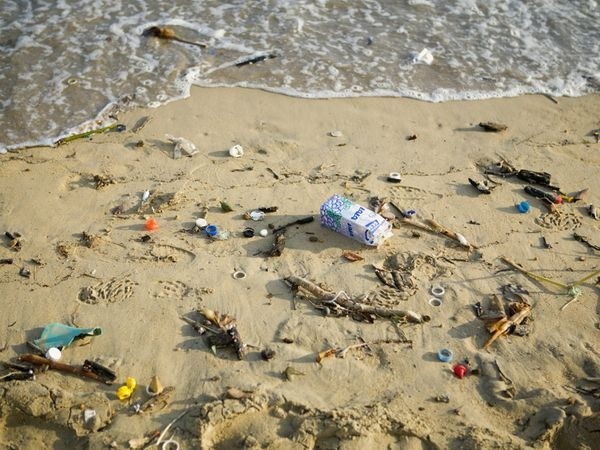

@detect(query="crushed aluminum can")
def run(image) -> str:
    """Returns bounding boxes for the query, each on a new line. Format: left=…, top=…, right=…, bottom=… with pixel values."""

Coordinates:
left=320, top=194, right=393, bottom=246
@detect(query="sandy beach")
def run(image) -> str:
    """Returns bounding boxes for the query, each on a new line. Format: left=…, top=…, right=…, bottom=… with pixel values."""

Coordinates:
left=1, top=88, right=599, bottom=449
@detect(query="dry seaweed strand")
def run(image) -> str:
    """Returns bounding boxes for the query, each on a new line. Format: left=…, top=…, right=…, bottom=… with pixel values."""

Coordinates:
left=500, top=257, right=600, bottom=310
left=285, top=275, right=428, bottom=323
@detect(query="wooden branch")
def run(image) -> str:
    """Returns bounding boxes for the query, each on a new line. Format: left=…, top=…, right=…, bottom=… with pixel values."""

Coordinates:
left=483, top=303, right=531, bottom=349
left=18, top=354, right=113, bottom=384
left=285, top=275, right=428, bottom=323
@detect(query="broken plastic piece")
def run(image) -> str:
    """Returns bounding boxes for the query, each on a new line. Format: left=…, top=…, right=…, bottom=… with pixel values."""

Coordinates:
left=116, top=377, right=137, bottom=400
left=34, top=323, right=102, bottom=352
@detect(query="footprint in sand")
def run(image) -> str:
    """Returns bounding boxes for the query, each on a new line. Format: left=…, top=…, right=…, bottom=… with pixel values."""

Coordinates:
left=535, top=211, right=581, bottom=230
left=78, top=276, right=138, bottom=304
left=155, top=280, right=213, bottom=299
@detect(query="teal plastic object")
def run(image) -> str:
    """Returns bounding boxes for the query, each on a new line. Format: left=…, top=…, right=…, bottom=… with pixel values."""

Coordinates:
left=34, top=323, right=102, bottom=351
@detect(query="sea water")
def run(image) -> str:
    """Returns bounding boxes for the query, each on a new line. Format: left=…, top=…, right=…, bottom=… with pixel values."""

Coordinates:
left=1, top=0, right=598, bottom=151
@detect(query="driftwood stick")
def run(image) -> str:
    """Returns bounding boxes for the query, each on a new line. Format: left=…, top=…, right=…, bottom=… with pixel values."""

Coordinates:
left=285, top=275, right=427, bottom=323
left=18, top=354, right=112, bottom=384
left=483, top=303, right=531, bottom=349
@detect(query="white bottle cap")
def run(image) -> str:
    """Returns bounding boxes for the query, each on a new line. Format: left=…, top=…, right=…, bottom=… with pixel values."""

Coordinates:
left=45, top=347, right=62, bottom=361
left=195, top=218, right=208, bottom=227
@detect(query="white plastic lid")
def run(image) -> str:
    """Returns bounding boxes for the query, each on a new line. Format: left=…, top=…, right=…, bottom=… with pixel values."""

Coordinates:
left=45, top=347, right=62, bottom=361
left=195, top=218, right=208, bottom=227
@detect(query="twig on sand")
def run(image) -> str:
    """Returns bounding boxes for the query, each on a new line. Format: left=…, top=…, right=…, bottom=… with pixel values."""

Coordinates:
left=285, top=275, right=428, bottom=323
left=155, top=409, right=190, bottom=447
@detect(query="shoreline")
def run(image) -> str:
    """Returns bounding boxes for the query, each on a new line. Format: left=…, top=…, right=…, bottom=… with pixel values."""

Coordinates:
left=1, top=87, right=599, bottom=449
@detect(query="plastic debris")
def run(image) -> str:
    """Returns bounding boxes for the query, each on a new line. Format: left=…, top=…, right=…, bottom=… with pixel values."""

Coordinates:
left=45, top=347, right=62, bottom=361
left=33, top=323, right=102, bottom=352
left=320, top=194, right=393, bottom=246
left=117, top=377, right=137, bottom=400
left=228, top=144, right=244, bottom=158
left=438, top=349, right=453, bottom=362
left=145, top=218, right=159, bottom=231
left=411, top=48, right=433, bottom=65
left=165, top=134, right=198, bottom=158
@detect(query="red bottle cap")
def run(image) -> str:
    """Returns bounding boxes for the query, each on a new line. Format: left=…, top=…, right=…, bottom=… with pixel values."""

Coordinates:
left=453, top=364, right=467, bottom=379
left=145, top=218, right=159, bottom=231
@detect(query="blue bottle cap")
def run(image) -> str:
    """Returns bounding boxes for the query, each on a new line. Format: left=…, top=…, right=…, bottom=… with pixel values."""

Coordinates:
left=517, top=201, right=530, bottom=213
left=438, top=348, right=453, bottom=363
left=205, top=225, right=218, bottom=237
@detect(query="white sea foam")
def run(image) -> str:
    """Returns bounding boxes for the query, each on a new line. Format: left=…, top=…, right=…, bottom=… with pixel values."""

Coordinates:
left=0, top=0, right=598, bottom=152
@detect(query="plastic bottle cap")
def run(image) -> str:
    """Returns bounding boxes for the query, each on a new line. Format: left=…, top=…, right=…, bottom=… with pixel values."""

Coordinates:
left=195, top=218, right=207, bottom=228
left=387, top=172, right=402, bottom=183
left=437, top=349, right=453, bottom=362
left=232, top=270, right=247, bottom=280
left=453, top=364, right=468, bottom=379
left=431, top=285, right=445, bottom=297
left=205, top=225, right=218, bottom=237
left=429, top=297, right=442, bottom=307
left=145, top=218, right=159, bottom=231
left=404, top=209, right=416, bottom=218
left=45, top=347, right=62, bottom=361
left=517, top=201, right=530, bottom=213
left=243, top=227, right=255, bottom=238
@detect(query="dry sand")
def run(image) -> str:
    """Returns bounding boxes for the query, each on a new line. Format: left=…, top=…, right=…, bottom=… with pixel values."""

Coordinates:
left=1, top=88, right=599, bottom=450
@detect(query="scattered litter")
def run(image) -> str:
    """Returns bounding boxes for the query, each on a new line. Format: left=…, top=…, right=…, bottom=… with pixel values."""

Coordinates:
left=183, top=308, right=246, bottom=359
left=328, top=130, right=343, bottom=137
left=261, top=348, right=276, bottom=360
left=453, top=364, right=468, bottom=378
left=438, top=349, right=453, bottom=362
left=195, top=218, right=208, bottom=228
left=387, top=172, right=402, bottom=183
left=145, top=218, right=159, bottom=231
left=431, top=285, right=445, bottom=297
left=517, top=201, right=530, bottom=213
left=45, top=347, right=62, bottom=362
left=117, top=377, right=137, bottom=400
left=342, top=251, right=364, bottom=262
left=320, top=194, right=393, bottom=246
left=205, top=225, right=218, bottom=237
left=468, top=178, right=492, bottom=194
left=479, top=122, right=507, bottom=132
left=243, top=227, right=255, bottom=237
left=18, top=354, right=115, bottom=384
left=411, top=48, right=433, bottom=64
left=162, top=439, right=180, bottom=450
left=83, top=409, right=97, bottom=423
left=524, top=185, right=562, bottom=204
left=165, top=134, right=198, bottom=158
left=143, top=26, right=207, bottom=48
left=429, top=297, right=442, bottom=307
left=247, top=210, right=265, bottom=221
left=33, top=323, right=102, bottom=352
left=228, top=144, right=244, bottom=158
left=234, top=51, right=278, bottom=67
left=232, top=270, right=247, bottom=280
left=259, top=229, right=268, bottom=237
left=146, top=375, right=164, bottom=396
left=142, top=190, right=151, bottom=202
left=220, top=201, right=233, bottom=212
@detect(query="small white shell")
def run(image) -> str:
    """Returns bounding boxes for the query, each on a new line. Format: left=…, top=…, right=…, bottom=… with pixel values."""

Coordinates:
left=229, top=144, right=244, bottom=158
left=142, top=190, right=150, bottom=202
left=259, top=229, right=268, bottom=237
left=328, top=130, right=343, bottom=137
